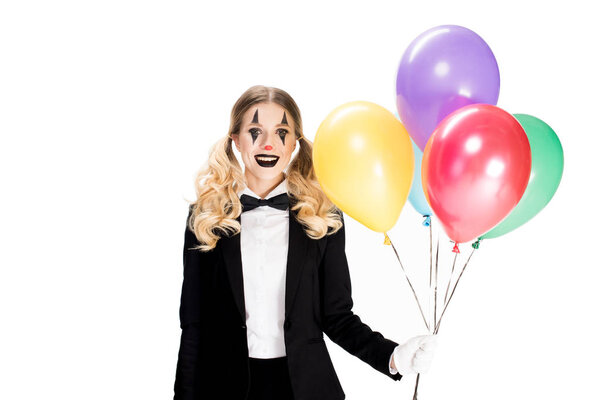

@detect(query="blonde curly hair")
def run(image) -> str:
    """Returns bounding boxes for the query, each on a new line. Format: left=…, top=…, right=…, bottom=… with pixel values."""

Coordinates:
left=187, top=85, right=343, bottom=252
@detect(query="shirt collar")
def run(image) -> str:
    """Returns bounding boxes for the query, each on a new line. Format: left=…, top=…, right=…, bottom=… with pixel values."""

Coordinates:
left=237, top=177, right=288, bottom=200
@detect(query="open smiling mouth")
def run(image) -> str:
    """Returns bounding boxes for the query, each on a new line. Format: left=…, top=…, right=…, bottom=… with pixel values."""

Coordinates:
left=254, top=154, right=280, bottom=168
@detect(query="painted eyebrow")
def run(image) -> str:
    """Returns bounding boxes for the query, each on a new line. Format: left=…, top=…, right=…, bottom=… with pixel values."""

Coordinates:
left=246, top=110, right=290, bottom=128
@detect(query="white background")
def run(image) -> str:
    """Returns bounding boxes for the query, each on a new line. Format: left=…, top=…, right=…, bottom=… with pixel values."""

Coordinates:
left=1, top=0, right=598, bottom=399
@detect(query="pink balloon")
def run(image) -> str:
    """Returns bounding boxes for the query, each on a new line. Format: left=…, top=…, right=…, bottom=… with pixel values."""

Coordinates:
left=422, top=104, right=531, bottom=244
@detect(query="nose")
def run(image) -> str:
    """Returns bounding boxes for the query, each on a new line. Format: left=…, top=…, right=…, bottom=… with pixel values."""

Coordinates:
left=260, top=130, right=277, bottom=150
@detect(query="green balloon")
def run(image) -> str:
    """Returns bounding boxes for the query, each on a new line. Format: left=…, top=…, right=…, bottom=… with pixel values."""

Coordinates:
left=480, top=114, right=564, bottom=239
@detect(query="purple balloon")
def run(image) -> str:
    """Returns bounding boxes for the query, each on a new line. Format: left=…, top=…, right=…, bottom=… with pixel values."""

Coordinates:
left=396, top=25, right=500, bottom=151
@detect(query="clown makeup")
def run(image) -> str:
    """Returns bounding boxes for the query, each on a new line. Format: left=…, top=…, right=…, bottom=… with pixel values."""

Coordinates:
left=246, top=109, right=290, bottom=146
left=232, top=102, right=297, bottom=193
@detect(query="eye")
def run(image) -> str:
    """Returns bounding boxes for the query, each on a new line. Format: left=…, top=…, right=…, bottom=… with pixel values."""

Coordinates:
left=277, top=128, right=289, bottom=136
left=249, top=127, right=261, bottom=139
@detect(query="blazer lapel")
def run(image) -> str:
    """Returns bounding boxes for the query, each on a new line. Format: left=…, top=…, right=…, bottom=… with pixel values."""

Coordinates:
left=219, top=213, right=244, bottom=321
left=285, top=206, right=310, bottom=319
left=219, top=205, right=310, bottom=323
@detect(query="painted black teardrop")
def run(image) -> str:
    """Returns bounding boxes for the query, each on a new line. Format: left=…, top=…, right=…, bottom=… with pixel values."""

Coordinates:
left=249, top=109, right=260, bottom=144
left=279, top=111, right=289, bottom=145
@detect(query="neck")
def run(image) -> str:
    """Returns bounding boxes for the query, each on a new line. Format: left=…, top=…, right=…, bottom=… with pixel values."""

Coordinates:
left=244, top=171, right=285, bottom=199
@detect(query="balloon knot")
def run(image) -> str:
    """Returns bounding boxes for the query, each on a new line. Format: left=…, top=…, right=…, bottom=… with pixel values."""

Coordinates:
left=422, top=215, right=431, bottom=227
left=452, top=242, right=460, bottom=253
left=383, top=232, right=391, bottom=246
left=472, top=239, right=481, bottom=249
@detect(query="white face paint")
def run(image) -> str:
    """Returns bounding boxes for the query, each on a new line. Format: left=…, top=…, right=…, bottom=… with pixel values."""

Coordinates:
left=232, top=102, right=296, bottom=185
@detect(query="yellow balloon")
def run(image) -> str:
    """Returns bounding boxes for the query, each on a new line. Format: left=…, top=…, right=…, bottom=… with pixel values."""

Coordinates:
left=314, top=101, right=414, bottom=232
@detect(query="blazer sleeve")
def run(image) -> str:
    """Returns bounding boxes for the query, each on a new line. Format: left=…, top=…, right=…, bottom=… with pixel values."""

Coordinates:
left=173, top=206, right=204, bottom=399
left=320, top=211, right=403, bottom=382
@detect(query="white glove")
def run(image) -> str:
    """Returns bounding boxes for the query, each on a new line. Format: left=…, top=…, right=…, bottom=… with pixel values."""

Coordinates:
left=390, top=334, right=437, bottom=375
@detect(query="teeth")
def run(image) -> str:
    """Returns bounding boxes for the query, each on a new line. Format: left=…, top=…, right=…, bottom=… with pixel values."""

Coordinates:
left=256, top=156, right=278, bottom=161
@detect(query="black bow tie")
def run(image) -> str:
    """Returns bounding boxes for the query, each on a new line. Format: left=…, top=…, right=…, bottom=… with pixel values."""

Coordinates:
left=240, top=192, right=289, bottom=212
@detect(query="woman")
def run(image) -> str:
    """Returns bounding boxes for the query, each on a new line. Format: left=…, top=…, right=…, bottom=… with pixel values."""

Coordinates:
left=174, top=85, right=436, bottom=400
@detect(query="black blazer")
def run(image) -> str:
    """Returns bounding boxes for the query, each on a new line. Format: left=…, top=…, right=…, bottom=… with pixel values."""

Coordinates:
left=173, top=200, right=403, bottom=400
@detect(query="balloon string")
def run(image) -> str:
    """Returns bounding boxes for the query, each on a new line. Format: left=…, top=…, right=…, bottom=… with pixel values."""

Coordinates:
left=415, top=232, right=440, bottom=399
left=387, top=235, right=430, bottom=332
left=429, top=218, right=433, bottom=332
left=434, top=233, right=440, bottom=335
left=435, top=246, right=477, bottom=334
left=416, top=219, right=434, bottom=400
left=417, top=240, right=477, bottom=398
left=443, top=251, right=459, bottom=307
left=413, top=373, right=421, bottom=400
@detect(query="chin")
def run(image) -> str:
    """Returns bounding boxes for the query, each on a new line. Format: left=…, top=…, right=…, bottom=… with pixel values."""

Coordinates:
left=251, top=167, right=285, bottom=180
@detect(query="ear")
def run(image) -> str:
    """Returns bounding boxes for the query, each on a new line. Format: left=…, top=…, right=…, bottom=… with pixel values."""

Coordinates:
left=231, top=133, right=240, bottom=151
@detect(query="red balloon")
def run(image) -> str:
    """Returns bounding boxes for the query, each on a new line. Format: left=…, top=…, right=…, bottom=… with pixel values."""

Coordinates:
left=422, top=104, right=531, bottom=244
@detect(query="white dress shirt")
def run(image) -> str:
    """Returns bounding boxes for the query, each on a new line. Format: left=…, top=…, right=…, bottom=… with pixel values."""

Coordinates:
left=237, top=178, right=290, bottom=359
left=237, top=178, right=400, bottom=374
